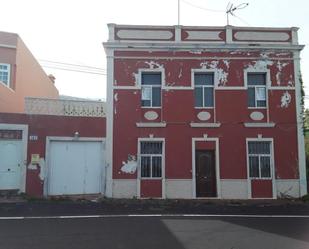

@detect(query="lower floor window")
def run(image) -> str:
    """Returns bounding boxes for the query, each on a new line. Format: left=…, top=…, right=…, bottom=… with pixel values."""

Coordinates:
left=248, top=141, right=272, bottom=178
left=140, top=141, right=162, bottom=178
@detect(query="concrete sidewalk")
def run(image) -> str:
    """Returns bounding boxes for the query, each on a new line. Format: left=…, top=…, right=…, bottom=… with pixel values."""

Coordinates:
left=0, top=197, right=309, bottom=217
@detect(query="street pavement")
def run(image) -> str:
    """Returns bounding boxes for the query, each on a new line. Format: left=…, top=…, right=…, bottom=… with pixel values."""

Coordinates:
left=0, top=199, right=309, bottom=249
left=0, top=216, right=309, bottom=249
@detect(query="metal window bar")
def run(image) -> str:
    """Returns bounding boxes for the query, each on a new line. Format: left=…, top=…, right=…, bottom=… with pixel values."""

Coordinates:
left=248, top=142, right=272, bottom=179
left=140, top=142, right=163, bottom=178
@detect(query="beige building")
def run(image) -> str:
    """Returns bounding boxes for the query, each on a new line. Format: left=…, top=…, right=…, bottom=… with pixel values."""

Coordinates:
left=0, top=31, right=58, bottom=113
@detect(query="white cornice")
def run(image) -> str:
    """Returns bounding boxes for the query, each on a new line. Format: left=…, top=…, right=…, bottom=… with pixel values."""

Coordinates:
left=0, top=44, right=16, bottom=49
left=103, top=42, right=304, bottom=51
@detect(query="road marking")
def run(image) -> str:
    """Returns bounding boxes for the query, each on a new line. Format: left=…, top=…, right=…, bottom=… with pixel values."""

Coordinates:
left=0, top=214, right=309, bottom=220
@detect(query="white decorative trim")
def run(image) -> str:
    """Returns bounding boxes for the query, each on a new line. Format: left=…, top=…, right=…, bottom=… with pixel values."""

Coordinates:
left=268, top=86, right=295, bottom=90
left=137, top=137, right=165, bottom=199
left=185, top=31, right=222, bottom=40
left=244, top=69, right=271, bottom=88
left=105, top=48, right=114, bottom=197
left=192, top=136, right=221, bottom=199
left=191, top=68, right=217, bottom=121
left=250, top=111, right=264, bottom=121
left=246, top=137, right=276, bottom=199
left=244, top=122, right=275, bottom=128
left=103, top=43, right=304, bottom=51
left=144, top=111, right=159, bottom=121
left=44, top=136, right=106, bottom=197
left=0, top=44, right=16, bottom=49
left=116, top=29, right=173, bottom=40
left=25, top=97, right=106, bottom=117
left=136, top=122, right=167, bottom=128
left=190, top=122, right=221, bottom=128
left=294, top=51, right=307, bottom=196
left=138, top=68, right=165, bottom=89
left=0, top=124, right=28, bottom=193
left=0, top=63, right=11, bottom=88
left=215, top=86, right=247, bottom=90
left=234, top=31, right=290, bottom=41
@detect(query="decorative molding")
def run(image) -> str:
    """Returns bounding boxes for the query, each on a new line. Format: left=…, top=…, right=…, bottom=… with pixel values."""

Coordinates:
left=25, top=97, right=106, bottom=117
left=250, top=111, right=264, bottom=121
left=244, top=122, right=275, bottom=128
left=144, top=111, right=159, bottom=121
left=136, top=122, right=167, bottom=128
left=197, top=111, right=211, bottom=121
left=190, top=122, right=221, bottom=128
left=234, top=31, right=290, bottom=42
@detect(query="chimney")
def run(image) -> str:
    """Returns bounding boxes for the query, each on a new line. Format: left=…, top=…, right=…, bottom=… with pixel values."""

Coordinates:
left=48, top=74, right=56, bottom=84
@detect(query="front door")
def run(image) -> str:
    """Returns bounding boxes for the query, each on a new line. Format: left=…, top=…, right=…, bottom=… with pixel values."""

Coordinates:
left=0, top=140, right=23, bottom=190
left=195, top=150, right=216, bottom=197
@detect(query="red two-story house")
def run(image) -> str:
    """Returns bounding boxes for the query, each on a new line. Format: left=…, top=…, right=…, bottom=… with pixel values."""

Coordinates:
left=103, top=24, right=307, bottom=199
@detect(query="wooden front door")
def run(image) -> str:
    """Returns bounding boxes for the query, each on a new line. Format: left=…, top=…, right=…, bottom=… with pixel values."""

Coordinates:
left=195, top=150, right=217, bottom=197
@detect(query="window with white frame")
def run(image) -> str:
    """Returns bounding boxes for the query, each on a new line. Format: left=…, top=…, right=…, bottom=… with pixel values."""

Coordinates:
left=140, top=141, right=162, bottom=178
left=194, top=73, right=214, bottom=108
left=0, top=64, right=10, bottom=87
left=141, top=72, right=161, bottom=107
left=247, top=73, right=267, bottom=107
left=248, top=141, right=272, bottom=178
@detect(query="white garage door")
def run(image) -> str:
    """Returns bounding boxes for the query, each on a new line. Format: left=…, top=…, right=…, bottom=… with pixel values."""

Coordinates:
left=48, top=140, right=104, bottom=195
left=0, top=140, right=22, bottom=190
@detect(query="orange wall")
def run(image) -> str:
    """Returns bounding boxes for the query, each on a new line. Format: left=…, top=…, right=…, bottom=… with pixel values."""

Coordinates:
left=0, top=33, right=59, bottom=113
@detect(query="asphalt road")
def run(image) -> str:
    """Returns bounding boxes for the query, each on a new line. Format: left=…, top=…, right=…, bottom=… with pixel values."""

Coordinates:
left=0, top=216, right=309, bottom=249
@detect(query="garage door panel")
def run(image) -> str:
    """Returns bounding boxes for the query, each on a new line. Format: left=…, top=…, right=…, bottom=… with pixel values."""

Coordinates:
left=0, top=140, right=22, bottom=190
left=84, top=142, right=103, bottom=194
left=48, top=140, right=104, bottom=196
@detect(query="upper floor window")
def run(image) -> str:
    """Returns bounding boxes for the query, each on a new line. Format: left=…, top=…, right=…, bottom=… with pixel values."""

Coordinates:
left=140, top=141, right=163, bottom=178
left=247, top=73, right=267, bottom=108
left=248, top=141, right=272, bottom=179
left=0, top=64, right=10, bottom=87
left=141, top=72, right=161, bottom=107
left=194, top=73, right=214, bottom=108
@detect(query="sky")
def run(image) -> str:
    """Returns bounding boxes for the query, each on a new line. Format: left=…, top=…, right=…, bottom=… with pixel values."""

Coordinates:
left=1, top=0, right=309, bottom=104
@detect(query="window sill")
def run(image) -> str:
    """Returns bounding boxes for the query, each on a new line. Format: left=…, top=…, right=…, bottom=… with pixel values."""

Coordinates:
left=136, top=122, right=166, bottom=128
left=244, top=122, right=275, bottom=128
left=140, top=177, right=162, bottom=180
left=190, top=122, right=221, bottom=128
left=141, top=106, right=161, bottom=109
left=248, top=107, right=267, bottom=110
left=194, top=107, right=214, bottom=109
left=250, top=177, right=272, bottom=180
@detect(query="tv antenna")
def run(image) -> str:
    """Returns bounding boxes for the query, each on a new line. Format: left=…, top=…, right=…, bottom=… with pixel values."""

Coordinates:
left=226, top=2, right=249, bottom=25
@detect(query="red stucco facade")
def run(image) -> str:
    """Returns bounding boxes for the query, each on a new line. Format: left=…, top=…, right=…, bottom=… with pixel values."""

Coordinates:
left=0, top=113, right=106, bottom=196
left=104, top=24, right=307, bottom=199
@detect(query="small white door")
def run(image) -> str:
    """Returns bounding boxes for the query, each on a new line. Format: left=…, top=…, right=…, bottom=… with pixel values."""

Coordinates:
left=48, top=141, right=104, bottom=195
left=0, top=140, right=23, bottom=190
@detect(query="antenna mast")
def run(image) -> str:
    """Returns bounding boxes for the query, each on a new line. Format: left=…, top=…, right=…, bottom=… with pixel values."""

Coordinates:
left=226, top=2, right=249, bottom=25
left=178, top=0, right=180, bottom=25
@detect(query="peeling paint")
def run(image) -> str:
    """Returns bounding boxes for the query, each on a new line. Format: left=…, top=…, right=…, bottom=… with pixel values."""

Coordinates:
left=38, top=158, right=46, bottom=181
left=276, top=61, right=289, bottom=85
left=133, top=73, right=139, bottom=85
left=145, top=61, right=163, bottom=69
left=28, top=164, right=37, bottom=170
left=114, top=93, right=119, bottom=102
left=223, top=60, right=230, bottom=69
left=190, top=50, right=202, bottom=54
left=200, top=61, right=228, bottom=86
left=178, top=68, right=183, bottom=78
left=280, top=91, right=291, bottom=108
left=120, top=155, right=137, bottom=174
left=247, top=60, right=274, bottom=71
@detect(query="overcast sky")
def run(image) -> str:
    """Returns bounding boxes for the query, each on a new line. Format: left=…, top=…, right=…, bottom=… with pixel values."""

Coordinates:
left=2, top=0, right=309, bottom=104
